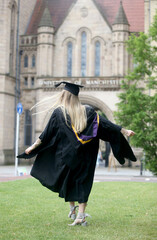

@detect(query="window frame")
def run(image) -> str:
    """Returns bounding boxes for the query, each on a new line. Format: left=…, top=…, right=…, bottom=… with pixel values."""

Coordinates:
left=95, top=40, right=101, bottom=76
left=24, top=55, right=28, bottom=68
left=67, top=41, right=73, bottom=77
left=24, top=110, right=32, bottom=146
left=81, top=31, right=87, bottom=77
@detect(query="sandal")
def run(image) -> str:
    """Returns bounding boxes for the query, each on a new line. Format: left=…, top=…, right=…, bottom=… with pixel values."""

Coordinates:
left=68, top=205, right=78, bottom=220
left=68, top=212, right=91, bottom=226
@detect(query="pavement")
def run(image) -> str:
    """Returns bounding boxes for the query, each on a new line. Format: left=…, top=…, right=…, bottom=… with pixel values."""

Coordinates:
left=94, top=165, right=157, bottom=183
left=0, top=164, right=157, bottom=183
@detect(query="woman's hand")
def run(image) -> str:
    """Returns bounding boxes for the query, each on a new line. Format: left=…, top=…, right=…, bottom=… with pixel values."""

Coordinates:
left=25, top=138, right=42, bottom=155
left=25, top=146, right=33, bottom=155
left=121, top=128, right=135, bottom=137
left=126, top=130, right=135, bottom=137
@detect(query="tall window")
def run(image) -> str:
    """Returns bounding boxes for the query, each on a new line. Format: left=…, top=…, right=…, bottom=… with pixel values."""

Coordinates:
left=24, top=110, right=32, bottom=145
left=24, top=55, right=28, bottom=68
left=67, top=42, right=72, bottom=76
left=95, top=41, right=100, bottom=76
left=81, top=32, right=87, bottom=76
left=31, top=77, right=34, bottom=86
left=24, top=77, right=28, bottom=86
left=32, top=55, right=36, bottom=67
left=10, top=5, right=16, bottom=75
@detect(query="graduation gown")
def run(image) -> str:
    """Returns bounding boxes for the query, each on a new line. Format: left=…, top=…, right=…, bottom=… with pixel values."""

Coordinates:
left=18, top=106, right=136, bottom=203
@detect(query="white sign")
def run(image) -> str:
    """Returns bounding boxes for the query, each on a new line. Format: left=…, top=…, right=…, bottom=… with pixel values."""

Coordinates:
left=38, top=78, right=121, bottom=88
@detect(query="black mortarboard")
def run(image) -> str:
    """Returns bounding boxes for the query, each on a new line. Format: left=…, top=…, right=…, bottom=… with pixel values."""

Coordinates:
left=55, top=81, right=83, bottom=96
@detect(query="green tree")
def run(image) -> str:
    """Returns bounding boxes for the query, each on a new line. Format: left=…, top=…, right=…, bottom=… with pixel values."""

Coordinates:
left=114, top=14, right=157, bottom=175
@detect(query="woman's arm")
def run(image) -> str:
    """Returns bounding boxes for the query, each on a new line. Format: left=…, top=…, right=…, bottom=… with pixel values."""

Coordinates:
left=98, top=115, right=135, bottom=139
left=25, top=138, right=42, bottom=155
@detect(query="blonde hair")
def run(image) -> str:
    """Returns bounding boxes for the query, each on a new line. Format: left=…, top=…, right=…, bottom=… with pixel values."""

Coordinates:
left=59, top=90, right=87, bottom=133
left=30, top=90, right=87, bottom=133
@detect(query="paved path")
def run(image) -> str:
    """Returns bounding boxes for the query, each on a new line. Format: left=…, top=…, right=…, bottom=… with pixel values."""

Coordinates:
left=0, top=165, right=156, bottom=183
left=94, top=165, right=157, bottom=183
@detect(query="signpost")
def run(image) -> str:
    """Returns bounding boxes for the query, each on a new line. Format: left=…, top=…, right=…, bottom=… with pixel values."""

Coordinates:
left=15, top=103, right=23, bottom=176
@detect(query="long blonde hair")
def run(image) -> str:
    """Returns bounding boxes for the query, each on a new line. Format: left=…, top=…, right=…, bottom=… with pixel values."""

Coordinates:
left=31, top=90, right=87, bottom=133
left=59, top=90, right=87, bottom=133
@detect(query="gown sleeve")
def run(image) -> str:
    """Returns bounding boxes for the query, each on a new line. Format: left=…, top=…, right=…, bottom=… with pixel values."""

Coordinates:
left=98, top=115, right=137, bottom=164
left=17, top=110, right=57, bottom=159
left=98, top=115, right=122, bottom=133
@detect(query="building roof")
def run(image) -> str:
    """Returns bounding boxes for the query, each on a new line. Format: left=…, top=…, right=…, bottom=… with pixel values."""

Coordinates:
left=26, top=0, right=144, bottom=35
left=112, top=1, right=129, bottom=25
left=38, top=6, right=54, bottom=27
left=95, top=0, right=144, bottom=32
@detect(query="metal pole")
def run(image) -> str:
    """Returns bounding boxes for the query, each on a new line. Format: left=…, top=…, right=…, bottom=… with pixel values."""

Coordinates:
left=15, top=0, right=20, bottom=102
left=14, top=0, right=20, bottom=150
left=14, top=0, right=20, bottom=174
left=18, top=50, right=23, bottom=100
left=140, top=158, right=143, bottom=176
left=15, top=113, right=19, bottom=176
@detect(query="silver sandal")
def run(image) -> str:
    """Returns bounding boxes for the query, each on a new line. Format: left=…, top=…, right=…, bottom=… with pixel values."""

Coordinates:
left=68, top=212, right=91, bottom=226
left=68, top=205, right=79, bottom=220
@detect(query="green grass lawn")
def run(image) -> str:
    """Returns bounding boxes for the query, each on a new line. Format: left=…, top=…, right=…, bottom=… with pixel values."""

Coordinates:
left=0, top=179, right=157, bottom=240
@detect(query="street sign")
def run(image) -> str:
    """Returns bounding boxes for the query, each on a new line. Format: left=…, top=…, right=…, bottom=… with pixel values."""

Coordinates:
left=17, top=103, right=23, bottom=114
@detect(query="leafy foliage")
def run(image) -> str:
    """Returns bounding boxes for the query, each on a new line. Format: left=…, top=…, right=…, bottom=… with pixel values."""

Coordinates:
left=115, top=13, right=157, bottom=175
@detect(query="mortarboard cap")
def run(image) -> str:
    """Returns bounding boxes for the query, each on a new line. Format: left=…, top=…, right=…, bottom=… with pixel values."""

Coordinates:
left=55, top=81, right=83, bottom=96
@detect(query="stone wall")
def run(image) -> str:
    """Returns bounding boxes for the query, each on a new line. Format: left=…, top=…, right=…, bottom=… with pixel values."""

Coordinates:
left=145, top=0, right=157, bottom=33
left=0, top=0, right=17, bottom=76
left=0, top=75, right=15, bottom=164
left=0, top=0, right=37, bottom=164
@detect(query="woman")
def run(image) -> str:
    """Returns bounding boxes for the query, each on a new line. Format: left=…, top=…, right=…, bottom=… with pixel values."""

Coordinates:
left=18, top=81, right=136, bottom=226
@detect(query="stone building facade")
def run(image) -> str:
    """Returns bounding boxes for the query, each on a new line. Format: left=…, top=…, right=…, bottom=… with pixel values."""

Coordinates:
left=0, top=0, right=156, bottom=164
left=0, top=0, right=36, bottom=164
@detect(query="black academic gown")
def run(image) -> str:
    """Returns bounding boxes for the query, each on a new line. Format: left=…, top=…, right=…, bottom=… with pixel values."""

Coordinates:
left=18, top=106, right=136, bottom=203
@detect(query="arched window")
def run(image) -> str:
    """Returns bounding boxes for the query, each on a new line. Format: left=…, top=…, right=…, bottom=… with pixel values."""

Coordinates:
left=24, top=110, right=32, bottom=145
left=31, top=77, right=35, bottom=86
left=81, top=31, right=87, bottom=76
left=95, top=41, right=100, bottom=76
left=32, top=55, right=35, bottom=67
left=21, top=38, right=24, bottom=44
left=67, top=42, right=73, bottom=77
left=10, top=4, right=16, bottom=75
left=24, top=55, right=28, bottom=68
left=35, top=37, right=37, bottom=44
left=24, top=77, right=28, bottom=86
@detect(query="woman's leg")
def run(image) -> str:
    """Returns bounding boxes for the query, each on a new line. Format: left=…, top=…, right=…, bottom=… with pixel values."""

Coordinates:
left=68, top=202, right=88, bottom=226
left=69, top=202, right=75, bottom=207
left=69, top=202, right=76, bottom=214
left=78, top=202, right=87, bottom=213
left=68, top=202, right=78, bottom=220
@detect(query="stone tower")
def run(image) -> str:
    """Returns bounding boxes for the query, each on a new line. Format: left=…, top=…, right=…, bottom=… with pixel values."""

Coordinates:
left=0, top=0, right=18, bottom=164
left=0, top=0, right=36, bottom=164
left=37, top=6, right=54, bottom=77
left=112, top=1, right=130, bottom=76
